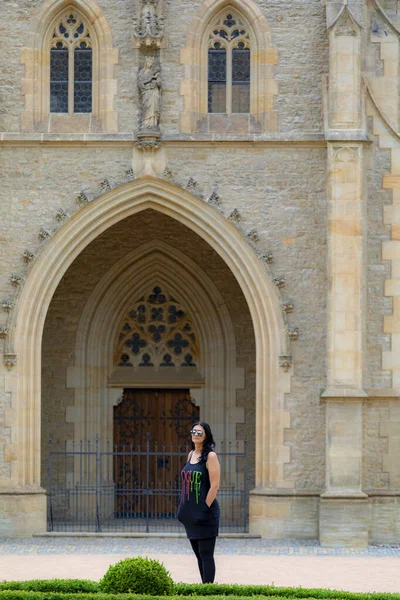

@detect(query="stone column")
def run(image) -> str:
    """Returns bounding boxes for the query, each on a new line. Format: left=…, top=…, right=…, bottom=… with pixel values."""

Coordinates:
left=321, top=2, right=369, bottom=547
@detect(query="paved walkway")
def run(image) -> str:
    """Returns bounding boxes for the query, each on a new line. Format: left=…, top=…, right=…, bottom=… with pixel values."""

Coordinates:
left=0, top=539, right=399, bottom=593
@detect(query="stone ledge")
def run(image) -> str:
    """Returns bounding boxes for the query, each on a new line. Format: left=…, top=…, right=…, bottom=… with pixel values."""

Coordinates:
left=250, top=488, right=322, bottom=497
left=321, top=492, right=369, bottom=500
left=0, top=132, right=326, bottom=146
left=321, top=388, right=400, bottom=401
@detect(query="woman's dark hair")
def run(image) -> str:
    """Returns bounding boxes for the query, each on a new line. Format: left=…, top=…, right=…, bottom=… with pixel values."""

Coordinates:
left=191, top=421, right=216, bottom=463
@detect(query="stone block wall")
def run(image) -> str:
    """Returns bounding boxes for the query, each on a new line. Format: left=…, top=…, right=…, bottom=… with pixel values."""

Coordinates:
left=0, top=0, right=328, bottom=134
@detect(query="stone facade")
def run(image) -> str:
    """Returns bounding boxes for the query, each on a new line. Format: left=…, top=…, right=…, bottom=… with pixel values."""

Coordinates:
left=0, top=0, right=400, bottom=546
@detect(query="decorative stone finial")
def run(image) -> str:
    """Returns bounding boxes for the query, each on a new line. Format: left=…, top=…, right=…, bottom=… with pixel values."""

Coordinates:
left=4, top=353, right=16, bottom=371
left=229, top=209, right=241, bottom=223
left=207, top=191, right=221, bottom=206
left=247, top=229, right=259, bottom=243
left=187, top=178, right=198, bottom=191
left=38, top=228, right=51, bottom=241
left=133, top=0, right=164, bottom=48
left=2, top=300, right=14, bottom=312
left=99, top=179, right=111, bottom=193
left=23, top=250, right=35, bottom=263
left=279, top=354, right=292, bottom=372
left=282, top=301, right=294, bottom=313
left=0, top=328, right=9, bottom=339
left=55, top=208, right=68, bottom=222
left=288, top=328, right=299, bottom=341
left=261, top=252, right=273, bottom=264
left=163, top=167, right=173, bottom=181
left=10, top=275, right=23, bottom=287
left=125, top=168, right=135, bottom=181
left=273, top=276, right=286, bottom=289
left=76, top=191, right=89, bottom=206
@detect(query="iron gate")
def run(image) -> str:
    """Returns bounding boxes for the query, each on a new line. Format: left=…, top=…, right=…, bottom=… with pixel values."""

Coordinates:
left=47, top=437, right=248, bottom=533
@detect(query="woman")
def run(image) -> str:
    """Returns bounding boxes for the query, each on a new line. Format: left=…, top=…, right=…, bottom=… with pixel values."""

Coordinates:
left=177, top=421, right=220, bottom=583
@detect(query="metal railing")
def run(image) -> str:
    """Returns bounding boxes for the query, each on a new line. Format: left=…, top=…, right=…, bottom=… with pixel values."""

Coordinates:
left=47, top=436, right=248, bottom=533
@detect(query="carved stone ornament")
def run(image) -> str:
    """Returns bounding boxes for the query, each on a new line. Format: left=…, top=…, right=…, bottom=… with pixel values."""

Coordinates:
left=38, top=227, right=51, bottom=241
left=207, top=191, right=221, bottom=206
left=76, top=191, right=89, bottom=206
left=288, top=328, right=299, bottom=341
left=163, top=167, right=173, bottom=181
left=0, top=328, right=9, bottom=339
left=99, top=179, right=111, bottom=193
left=1, top=300, right=14, bottom=312
left=282, top=301, right=294, bottom=313
left=125, top=168, right=135, bottom=181
left=10, top=275, right=23, bottom=287
left=273, top=276, right=286, bottom=289
left=187, top=178, right=198, bottom=191
left=4, top=353, right=16, bottom=371
left=133, top=0, right=164, bottom=48
left=247, top=229, right=259, bottom=243
left=136, top=133, right=162, bottom=149
left=138, top=57, right=161, bottom=133
left=55, top=208, right=68, bottom=222
left=279, top=354, right=292, bottom=372
left=23, top=250, right=35, bottom=263
left=261, top=252, right=273, bottom=264
left=229, top=209, right=241, bottom=223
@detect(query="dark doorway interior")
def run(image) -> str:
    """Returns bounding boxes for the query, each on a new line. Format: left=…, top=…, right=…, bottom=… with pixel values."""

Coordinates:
left=113, top=388, right=199, bottom=517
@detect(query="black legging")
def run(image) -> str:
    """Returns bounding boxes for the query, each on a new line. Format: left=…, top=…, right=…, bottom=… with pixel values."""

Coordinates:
left=189, top=537, right=216, bottom=583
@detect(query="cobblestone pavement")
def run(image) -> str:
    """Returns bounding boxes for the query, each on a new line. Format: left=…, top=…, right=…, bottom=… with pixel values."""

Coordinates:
left=0, top=538, right=399, bottom=593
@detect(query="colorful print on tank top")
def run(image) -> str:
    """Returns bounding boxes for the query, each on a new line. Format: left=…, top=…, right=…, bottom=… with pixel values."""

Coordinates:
left=181, top=469, right=202, bottom=504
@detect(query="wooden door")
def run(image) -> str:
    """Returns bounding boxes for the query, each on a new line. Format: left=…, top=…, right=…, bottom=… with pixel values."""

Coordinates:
left=113, top=389, right=199, bottom=518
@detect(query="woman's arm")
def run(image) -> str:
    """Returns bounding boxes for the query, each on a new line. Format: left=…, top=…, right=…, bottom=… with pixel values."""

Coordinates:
left=205, top=452, right=220, bottom=507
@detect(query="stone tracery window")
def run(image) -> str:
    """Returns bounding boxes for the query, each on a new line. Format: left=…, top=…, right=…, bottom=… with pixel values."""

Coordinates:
left=208, top=12, right=251, bottom=114
left=50, top=13, right=92, bottom=114
left=115, top=286, right=199, bottom=369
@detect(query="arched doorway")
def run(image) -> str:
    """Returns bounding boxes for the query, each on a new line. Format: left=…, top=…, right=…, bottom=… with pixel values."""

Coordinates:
left=8, top=177, right=289, bottom=535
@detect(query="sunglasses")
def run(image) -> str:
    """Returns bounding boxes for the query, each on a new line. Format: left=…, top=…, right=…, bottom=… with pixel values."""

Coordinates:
left=190, top=430, right=204, bottom=436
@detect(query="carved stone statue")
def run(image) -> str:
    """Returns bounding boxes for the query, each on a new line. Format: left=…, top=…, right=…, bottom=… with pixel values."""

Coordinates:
left=138, top=56, right=161, bottom=131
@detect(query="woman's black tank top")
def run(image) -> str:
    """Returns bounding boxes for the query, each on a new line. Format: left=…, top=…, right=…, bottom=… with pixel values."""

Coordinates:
left=177, top=453, right=220, bottom=540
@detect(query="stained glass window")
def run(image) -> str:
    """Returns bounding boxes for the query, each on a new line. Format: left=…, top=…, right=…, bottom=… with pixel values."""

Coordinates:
left=74, top=44, right=92, bottom=113
left=50, top=13, right=92, bottom=114
left=232, top=47, right=250, bottom=113
left=208, top=48, right=227, bottom=113
left=115, top=286, right=199, bottom=369
left=208, top=12, right=251, bottom=114
left=50, top=47, right=69, bottom=113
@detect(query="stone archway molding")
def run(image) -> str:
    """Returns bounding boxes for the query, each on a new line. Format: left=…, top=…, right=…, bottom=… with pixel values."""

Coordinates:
left=6, top=176, right=291, bottom=510
left=68, top=239, right=242, bottom=448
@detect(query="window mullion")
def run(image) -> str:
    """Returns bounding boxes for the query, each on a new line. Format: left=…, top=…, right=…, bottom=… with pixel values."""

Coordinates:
left=226, top=46, right=233, bottom=115
left=68, top=47, right=74, bottom=115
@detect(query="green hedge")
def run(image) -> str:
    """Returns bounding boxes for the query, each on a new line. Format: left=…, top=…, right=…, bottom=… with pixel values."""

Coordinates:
left=174, top=585, right=400, bottom=600
left=0, top=581, right=99, bottom=594
left=0, top=594, right=290, bottom=600
left=0, top=583, right=399, bottom=600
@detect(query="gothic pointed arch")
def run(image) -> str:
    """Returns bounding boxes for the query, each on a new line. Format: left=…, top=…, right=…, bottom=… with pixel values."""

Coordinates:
left=21, top=0, right=118, bottom=132
left=8, top=176, right=291, bottom=495
left=179, top=0, right=278, bottom=133
left=68, top=240, right=241, bottom=445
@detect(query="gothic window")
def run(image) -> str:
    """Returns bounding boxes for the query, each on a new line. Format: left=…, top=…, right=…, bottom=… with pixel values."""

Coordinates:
left=208, top=13, right=251, bottom=114
left=114, top=286, right=199, bottom=369
left=50, top=13, right=92, bottom=114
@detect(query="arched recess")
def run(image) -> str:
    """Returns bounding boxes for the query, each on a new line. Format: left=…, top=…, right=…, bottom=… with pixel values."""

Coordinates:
left=67, top=240, right=243, bottom=450
left=8, top=176, right=291, bottom=494
left=21, top=0, right=118, bottom=132
left=179, top=0, right=278, bottom=133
